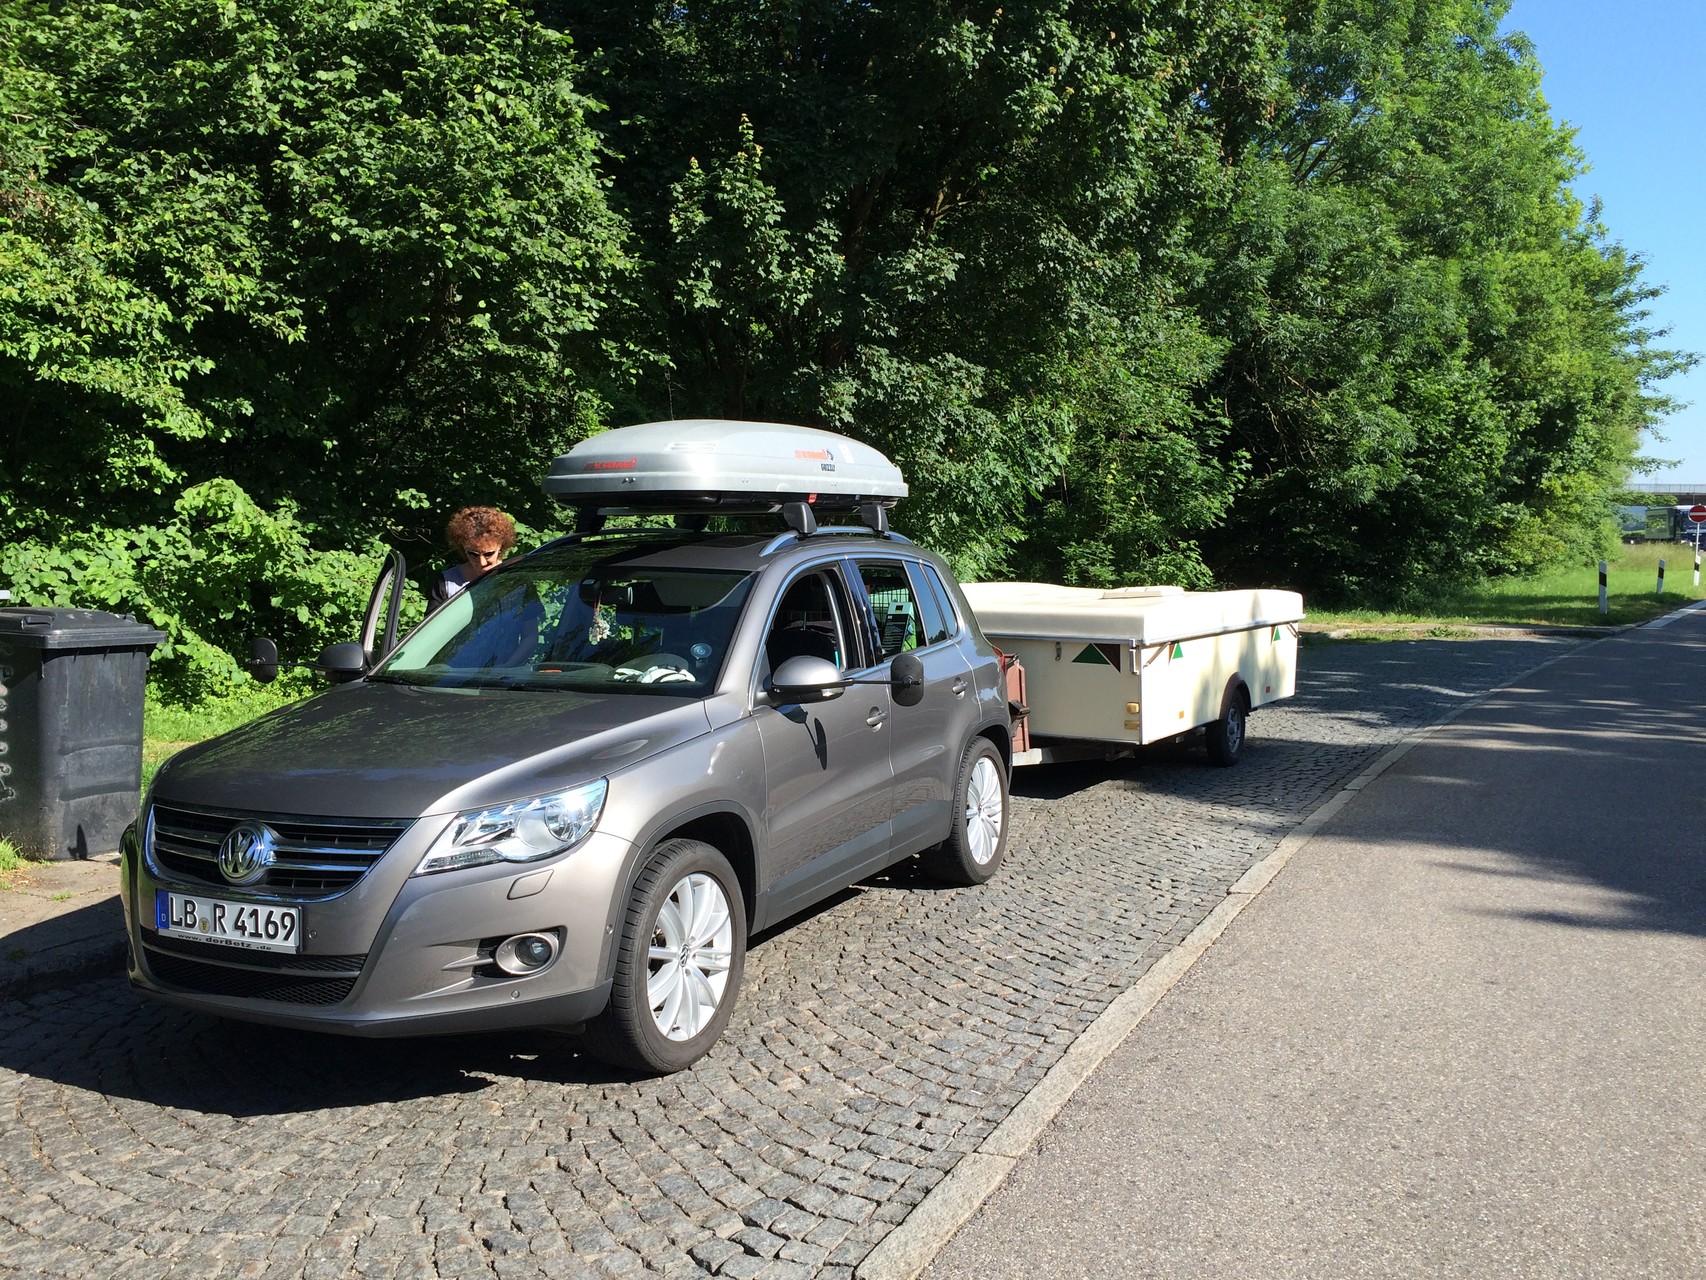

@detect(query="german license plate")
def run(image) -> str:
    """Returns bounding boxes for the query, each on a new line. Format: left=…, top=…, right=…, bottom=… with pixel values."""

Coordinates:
left=155, top=891, right=301, bottom=954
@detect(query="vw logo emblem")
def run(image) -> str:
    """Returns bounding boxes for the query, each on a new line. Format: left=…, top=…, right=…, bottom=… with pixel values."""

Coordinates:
left=217, top=820, right=276, bottom=886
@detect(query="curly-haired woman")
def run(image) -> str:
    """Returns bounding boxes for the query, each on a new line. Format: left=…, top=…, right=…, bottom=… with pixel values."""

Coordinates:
left=428, top=506, right=517, bottom=606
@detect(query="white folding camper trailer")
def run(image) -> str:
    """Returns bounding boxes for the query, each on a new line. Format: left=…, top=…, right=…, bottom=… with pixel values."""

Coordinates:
left=960, top=581, right=1304, bottom=767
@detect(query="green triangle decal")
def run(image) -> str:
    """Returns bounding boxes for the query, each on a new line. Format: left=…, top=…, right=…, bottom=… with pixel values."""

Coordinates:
left=1072, top=643, right=1115, bottom=667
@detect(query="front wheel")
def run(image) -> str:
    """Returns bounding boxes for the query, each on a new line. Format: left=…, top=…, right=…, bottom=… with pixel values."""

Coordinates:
left=584, top=839, right=747, bottom=1075
left=922, top=736, right=1009, bottom=885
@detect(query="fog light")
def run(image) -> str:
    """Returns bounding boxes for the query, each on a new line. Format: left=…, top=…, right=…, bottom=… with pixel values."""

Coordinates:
left=494, top=932, right=559, bottom=975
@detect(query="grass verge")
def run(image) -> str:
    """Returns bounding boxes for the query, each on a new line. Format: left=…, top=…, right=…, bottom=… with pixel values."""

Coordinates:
left=1307, top=543, right=1705, bottom=632
left=0, top=838, right=36, bottom=890
left=144, top=682, right=304, bottom=790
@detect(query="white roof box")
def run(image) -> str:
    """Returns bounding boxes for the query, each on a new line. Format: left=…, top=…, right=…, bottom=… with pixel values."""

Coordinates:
left=543, top=419, right=908, bottom=513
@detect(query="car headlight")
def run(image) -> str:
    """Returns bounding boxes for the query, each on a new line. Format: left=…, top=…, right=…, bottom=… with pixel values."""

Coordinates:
left=414, top=779, right=608, bottom=876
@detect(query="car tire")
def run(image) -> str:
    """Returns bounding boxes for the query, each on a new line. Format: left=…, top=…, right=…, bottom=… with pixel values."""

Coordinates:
left=584, top=838, right=747, bottom=1075
left=1205, top=688, right=1248, bottom=767
left=922, top=736, right=1009, bottom=886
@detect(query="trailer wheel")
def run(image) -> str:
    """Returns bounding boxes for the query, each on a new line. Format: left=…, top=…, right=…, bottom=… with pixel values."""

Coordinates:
left=923, top=737, right=1008, bottom=885
left=1205, top=688, right=1248, bottom=767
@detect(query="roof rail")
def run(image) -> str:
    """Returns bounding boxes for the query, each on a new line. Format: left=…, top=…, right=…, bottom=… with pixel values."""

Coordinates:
left=759, top=525, right=912, bottom=556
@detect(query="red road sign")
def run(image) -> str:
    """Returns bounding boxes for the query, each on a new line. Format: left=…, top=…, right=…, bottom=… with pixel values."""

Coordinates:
left=1690, top=504, right=1706, bottom=523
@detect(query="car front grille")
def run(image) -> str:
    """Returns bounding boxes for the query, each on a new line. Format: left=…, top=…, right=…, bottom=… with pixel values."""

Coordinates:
left=141, top=931, right=366, bottom=1005
left=147, top=803, right=410, bottom=897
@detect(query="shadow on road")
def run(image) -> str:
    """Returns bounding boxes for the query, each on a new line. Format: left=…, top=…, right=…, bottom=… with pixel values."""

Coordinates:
left=1304, top=630, right=1706, bottom=940
left=0, top=976, right=653, bottom=1114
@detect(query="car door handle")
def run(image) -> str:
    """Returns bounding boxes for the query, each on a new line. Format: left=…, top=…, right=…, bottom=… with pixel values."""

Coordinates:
left=951, top=678, right=968, bottom=697
left=866, top=707, right=888, bottom=727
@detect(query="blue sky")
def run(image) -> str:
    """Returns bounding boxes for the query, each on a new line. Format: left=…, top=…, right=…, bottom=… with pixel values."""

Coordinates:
left=1502, top=1, right=1706, bottom=486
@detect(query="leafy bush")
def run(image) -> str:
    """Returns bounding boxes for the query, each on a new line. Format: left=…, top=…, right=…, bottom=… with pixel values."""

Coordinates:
left=1, top=480, right=392, bottom=703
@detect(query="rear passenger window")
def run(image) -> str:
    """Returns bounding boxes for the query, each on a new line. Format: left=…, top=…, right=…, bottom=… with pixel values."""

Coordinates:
left=913, top=563, right=956, bottom=646
left=853, top=559, right=962, bottom=662
left=855, top=561, right=925, bottom=660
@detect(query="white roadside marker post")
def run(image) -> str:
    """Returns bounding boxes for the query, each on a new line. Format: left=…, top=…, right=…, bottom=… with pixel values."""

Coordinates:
left=1599, top=561, right=1608, bottom=615
left=1658, top=558, right=1666, bottom=595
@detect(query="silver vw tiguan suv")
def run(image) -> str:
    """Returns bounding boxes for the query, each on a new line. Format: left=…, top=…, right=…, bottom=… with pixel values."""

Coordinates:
left=123, top=424, right=1012, bottom=1073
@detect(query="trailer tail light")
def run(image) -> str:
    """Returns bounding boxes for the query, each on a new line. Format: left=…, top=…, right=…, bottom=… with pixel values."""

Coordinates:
left=996, top=648, right=1031, bottom=755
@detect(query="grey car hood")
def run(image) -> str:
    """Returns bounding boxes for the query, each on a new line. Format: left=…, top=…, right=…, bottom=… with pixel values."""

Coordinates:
left=151, top=680, right=714, bottom=819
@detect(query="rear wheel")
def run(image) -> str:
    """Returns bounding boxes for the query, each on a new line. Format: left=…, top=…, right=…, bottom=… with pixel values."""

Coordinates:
left=1205, top=688, right=1248, bottom=766
left=922, top=737, right=1009, bottom=885
left=584, top=839, right=747, bottom=1074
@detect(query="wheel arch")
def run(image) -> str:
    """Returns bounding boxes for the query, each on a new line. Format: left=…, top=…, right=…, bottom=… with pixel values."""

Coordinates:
left=597, top=805, right=759, bottom=985
left=654, top=811, right=756, bottom=926
left=1220, top=672, right=1252, bottom=716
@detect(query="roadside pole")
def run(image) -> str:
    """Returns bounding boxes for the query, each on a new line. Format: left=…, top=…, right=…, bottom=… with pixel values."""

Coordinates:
left=1658, top=559, right=1667, bottom=595
left=1690, top=506, right=1706, bottom=587
left=1599, top=561, right=1608, bottom=615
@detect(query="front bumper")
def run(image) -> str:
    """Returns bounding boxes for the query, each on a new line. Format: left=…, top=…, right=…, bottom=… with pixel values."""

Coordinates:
left=121, top=818, right=631, bottom=1038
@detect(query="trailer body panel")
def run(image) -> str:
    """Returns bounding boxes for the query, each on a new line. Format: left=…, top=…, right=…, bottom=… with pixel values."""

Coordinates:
left=960, top=582, right=1303, bottom=757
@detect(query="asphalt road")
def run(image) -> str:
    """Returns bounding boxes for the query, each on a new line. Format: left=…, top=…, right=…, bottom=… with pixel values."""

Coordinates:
left=926, top=608, right=1706, bottom=1278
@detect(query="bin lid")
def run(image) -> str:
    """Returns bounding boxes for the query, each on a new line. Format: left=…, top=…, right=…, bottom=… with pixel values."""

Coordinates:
left=0, top=608, right=167, bottom=651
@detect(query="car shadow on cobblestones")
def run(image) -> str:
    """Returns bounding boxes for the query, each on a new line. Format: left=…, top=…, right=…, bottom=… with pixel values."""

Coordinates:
left=1008, top=743, right=1207, bottom=802
left=0, top=975, right=654, bottom=1112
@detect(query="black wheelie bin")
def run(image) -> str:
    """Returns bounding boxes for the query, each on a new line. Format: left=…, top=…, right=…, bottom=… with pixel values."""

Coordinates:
left=0, top=608, right=166, bottom=859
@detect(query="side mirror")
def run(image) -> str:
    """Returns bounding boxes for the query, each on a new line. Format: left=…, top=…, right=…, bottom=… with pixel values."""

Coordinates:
left=890, top=652, right=925, bottom=707
left=770, top=655, right=845, bottom=703
left=248, top=636, right=280, bottom=685
left=314, top=641, right=368, bottom=683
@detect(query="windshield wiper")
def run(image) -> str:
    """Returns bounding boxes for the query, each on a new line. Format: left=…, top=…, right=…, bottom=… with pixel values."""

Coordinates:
left=366, top=671, right=435, bottom=686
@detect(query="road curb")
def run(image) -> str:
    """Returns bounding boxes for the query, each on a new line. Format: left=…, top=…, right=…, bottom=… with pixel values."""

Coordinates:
left=1643, top=596, right=1706, bottom=629
left=0, top=937, right=126, bottom=1004
left=854, top=634, right=1605, bottom=1280
left=0, top=853, right=126, bottom=1003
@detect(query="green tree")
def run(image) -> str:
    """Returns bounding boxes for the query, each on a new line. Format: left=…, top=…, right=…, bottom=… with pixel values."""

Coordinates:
left=1, top=0, right=630, bottom=695
left=1193, top=0, right=1690, bottom=601
left=543, top=0, right=1278, bottom=579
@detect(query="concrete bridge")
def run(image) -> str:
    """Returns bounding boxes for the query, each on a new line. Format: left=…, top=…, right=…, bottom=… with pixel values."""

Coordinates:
left=1628, top=483, right=1706, bottom=505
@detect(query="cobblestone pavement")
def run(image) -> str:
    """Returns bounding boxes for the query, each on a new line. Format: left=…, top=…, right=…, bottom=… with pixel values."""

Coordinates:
left=0, top=637, right=1587, bottom=1280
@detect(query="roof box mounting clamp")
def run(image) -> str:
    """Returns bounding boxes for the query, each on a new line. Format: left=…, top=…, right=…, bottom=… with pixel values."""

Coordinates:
left=781, top=502, right=818, bottom=536
left=859, top=502, right=889, bottom=536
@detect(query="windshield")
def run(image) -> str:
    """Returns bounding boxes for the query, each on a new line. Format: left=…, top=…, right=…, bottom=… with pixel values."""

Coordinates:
left=373, top=541, right=756, bottom=695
